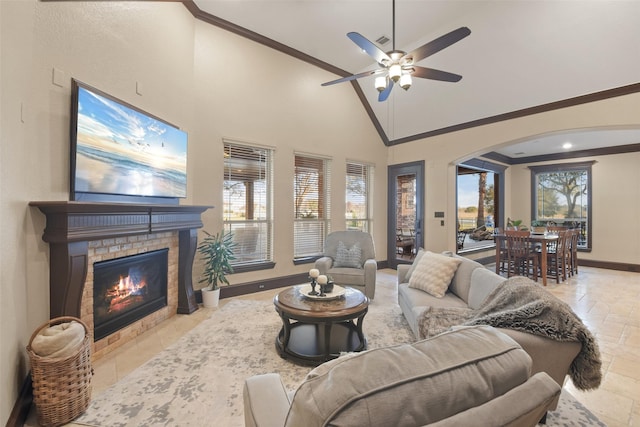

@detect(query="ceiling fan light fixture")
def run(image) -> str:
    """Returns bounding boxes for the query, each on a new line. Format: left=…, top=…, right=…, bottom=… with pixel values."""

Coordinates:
left=389, top=64, right=402, bottom=82
left=375, top=75, right=388, bottom=92
left=321, top=3, right=470, bottom=102
left=399, top=73, right=412, bottom=90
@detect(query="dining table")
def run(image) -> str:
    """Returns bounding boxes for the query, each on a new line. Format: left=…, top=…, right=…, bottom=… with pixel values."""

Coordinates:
left=494, top=232, right=559, bottom=286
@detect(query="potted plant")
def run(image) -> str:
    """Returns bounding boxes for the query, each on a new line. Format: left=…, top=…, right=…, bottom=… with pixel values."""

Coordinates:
left=530, top=220, right=546, bottom=234
left=507, top=218, right=526, bottom=230
left=197, top=230, right=236, bottom=308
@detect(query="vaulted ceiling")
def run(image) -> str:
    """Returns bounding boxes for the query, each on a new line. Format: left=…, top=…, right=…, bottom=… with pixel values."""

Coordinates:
left=188, top=0, right=640, bottom=161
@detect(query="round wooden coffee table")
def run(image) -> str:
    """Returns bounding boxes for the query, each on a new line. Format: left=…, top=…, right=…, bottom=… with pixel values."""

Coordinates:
left=273, top=285, right=369, bottom=366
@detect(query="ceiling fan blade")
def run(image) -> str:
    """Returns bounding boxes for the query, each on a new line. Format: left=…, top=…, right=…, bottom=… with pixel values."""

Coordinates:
left=348, top=32, right=391, bottom=65
left=405, top=27, right=471, bottom=63
left=411, top=66, right=462, bottom=82
left=321, top=69, right=386, bottom=86
left=378, top=79, right=394, bottom=102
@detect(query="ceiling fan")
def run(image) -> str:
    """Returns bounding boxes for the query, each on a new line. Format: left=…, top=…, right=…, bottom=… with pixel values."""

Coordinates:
left=322, top=0, right=471, bottom=102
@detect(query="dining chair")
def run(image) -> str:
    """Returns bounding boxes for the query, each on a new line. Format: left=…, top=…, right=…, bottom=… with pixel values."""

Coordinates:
left=544, top=230, right=570, bottom=283
left=567, top=228, right=579, bottom=276
left=493, top=227, right=508, bottom=274
left=505, top=230, right=539, bottom=281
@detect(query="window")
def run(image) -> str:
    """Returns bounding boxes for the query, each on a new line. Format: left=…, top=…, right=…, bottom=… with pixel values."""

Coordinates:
left=456, top=159, right=506, bottom=252
left=223, top=141, right=273, bottom=269
left=530, top=162, right=593, bottom=250
left=346, top=161, right=373, bottom=232
left=294, top=154, right=331, bottom=260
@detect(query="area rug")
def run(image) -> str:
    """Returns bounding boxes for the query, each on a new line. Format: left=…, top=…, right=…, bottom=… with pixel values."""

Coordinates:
left=75, top=297, right=604, bottom=426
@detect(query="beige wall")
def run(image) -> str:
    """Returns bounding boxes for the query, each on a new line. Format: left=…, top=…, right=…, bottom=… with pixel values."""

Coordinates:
left=190, top=20, right=387, bottom=285
left=0, top=2, right=385, bottom=422
left=509, top=151, right=640, bottom=265
left=388, top=93, right=640, bottom=263
left=2, top=1, right=639, bottom=424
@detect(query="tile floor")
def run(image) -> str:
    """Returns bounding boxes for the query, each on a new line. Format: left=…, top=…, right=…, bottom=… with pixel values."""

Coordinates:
left=64, top=266, right=639, bottom=426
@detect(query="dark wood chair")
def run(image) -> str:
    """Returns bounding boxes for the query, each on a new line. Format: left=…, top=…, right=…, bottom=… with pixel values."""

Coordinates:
left=493, top=227, right=509, bottom=274
left=567, top=228, right=579, bottom=276
left=543, top=230, right=570, bottom=283
left=505, top=230, right=539, bottom=281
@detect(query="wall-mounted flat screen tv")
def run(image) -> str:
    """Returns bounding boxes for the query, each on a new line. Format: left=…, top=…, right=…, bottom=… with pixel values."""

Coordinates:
left=70, top=79, right=187, bottom=202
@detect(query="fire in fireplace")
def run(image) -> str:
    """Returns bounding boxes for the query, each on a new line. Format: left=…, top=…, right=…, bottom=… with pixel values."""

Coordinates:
left=93, top=249, right=168, bottom=341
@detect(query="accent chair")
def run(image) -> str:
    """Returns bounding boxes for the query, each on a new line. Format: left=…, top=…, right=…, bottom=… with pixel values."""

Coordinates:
left=314, top=230, right=376, bottom=299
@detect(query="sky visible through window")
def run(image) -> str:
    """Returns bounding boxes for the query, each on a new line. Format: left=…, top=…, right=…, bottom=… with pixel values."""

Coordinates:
left=458, top=173, right=488, bottom=208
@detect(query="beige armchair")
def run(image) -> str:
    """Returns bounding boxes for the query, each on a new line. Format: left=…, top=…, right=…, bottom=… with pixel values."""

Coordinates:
left=314, top=230, right=376, bottom=299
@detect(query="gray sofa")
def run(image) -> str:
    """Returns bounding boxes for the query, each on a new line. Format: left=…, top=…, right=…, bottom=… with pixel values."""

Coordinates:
left=397, top=250, right=582, bottom=410
left=244, top=325, right=560, bottom=427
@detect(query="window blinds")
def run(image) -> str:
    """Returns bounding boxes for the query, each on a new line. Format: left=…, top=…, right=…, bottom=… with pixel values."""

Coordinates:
left=223, top=142, right=273, bottom=264
left=294, top=154, right=331, bottom=258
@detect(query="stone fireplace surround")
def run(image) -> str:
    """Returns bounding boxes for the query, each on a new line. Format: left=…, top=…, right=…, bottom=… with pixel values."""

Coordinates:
left=30, top=201, right=210, bottom=359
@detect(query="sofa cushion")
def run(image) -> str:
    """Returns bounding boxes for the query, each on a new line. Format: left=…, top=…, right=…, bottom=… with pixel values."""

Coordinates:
left=285, top=325, right=532, bottom=427
left=448, top=255, right=484, bottom=303
left=403, top=247, right=425, bottom=282
left=408, top=251, right=462, bottom=297
left=399, top=284, right=470, bottom=310
left=327, top=267, right=366, bottom=286
left=333, top=241, right=363, bottom=268
left=468, top=267, right=505, bottom=309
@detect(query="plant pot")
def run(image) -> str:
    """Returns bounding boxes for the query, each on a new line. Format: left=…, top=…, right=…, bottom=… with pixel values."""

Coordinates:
left=202, top=287, right=220, bottom=308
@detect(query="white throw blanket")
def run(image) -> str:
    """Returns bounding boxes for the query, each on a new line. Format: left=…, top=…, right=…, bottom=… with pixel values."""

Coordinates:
left=31, top=320, right=85, bottom=358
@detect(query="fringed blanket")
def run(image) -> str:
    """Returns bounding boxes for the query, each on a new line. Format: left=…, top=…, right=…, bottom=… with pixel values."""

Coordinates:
left=418, top=276, right=602, bottom=390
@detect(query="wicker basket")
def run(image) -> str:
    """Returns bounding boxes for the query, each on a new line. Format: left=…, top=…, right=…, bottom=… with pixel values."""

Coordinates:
left=27, top=316, right=92, bottom=427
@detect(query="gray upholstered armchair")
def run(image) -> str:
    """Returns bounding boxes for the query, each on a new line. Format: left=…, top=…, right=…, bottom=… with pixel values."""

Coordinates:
left=314, top=230, right=376, bottom=299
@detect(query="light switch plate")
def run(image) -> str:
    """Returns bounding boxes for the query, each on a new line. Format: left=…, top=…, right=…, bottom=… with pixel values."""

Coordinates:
left=52, top=68, right=65, bottom=87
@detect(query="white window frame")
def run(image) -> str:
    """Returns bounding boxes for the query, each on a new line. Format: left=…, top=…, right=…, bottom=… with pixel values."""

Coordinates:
left=294, top=153, right=331, bottom=260
left=346, top=161, right=373, bottom=232
left=223, top=140, right=274, bottom=270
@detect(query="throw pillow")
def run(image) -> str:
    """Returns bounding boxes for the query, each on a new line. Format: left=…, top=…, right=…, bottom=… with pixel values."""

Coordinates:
left=333, top=241, right=363, bottom=268
left=408, top=251, right=462, bottom=297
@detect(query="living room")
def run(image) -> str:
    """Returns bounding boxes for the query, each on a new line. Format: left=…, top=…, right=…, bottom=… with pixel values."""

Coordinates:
left=2, top=1, right=640, bottom=426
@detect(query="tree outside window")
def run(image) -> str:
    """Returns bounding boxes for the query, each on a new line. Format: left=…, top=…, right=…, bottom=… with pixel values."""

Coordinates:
left=456, top=159, right=506, bottom=252
left=530, top=162, right=593, bottom=249
left=457, top=170, right=496, bottom=230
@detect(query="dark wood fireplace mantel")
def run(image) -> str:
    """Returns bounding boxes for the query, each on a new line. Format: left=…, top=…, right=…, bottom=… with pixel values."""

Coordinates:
left=29, top=201, right=212, bottom=318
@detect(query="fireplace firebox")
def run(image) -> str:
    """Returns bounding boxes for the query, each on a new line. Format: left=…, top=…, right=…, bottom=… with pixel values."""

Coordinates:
left=93, top=249, right=168, bottom=341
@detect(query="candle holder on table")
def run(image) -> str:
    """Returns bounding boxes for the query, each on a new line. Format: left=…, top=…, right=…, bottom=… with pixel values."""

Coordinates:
left=317, top=275, right=328, bottom=297
left=308, top=268, right=320, bottom=296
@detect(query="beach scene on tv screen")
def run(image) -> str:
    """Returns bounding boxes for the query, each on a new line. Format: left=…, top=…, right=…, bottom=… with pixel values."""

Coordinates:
left=75, top=86, right=187, bottom=198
